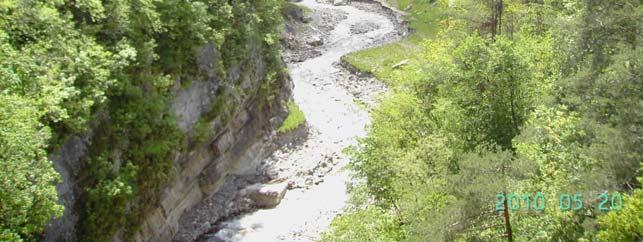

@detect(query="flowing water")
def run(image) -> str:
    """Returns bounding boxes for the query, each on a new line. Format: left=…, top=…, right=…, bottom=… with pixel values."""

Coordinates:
left=213, top=1, right=398, bottom=241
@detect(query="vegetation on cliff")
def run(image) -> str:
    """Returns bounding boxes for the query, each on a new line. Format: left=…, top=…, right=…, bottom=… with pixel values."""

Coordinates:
left=0, top=0, right=285, bottom=241
left=324, top=0, right=641, bottom=241
left=278, top=101, right=305, bottom=133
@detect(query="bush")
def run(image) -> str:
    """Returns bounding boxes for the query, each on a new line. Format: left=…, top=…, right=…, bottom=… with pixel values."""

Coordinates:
left=596, top=188, right=643, bottom=241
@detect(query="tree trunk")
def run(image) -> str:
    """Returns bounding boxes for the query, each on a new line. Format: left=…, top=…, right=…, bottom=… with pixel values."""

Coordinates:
left=490, top=0, right=504, bottom=39
left=502, top=191, right=514, bottom=242
left=497, top=0, right=503, bottom=36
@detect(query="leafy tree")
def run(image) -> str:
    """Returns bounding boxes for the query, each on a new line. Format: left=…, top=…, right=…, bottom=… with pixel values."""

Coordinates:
left=326, top=0, right=641, bottom=241
left=0, top=95, right=63, bottom=241
left=349, top=92, right=430, bottom=209
left=435, top=34, right=540, bottom=150
left=435, top=149, right=528, bottom=241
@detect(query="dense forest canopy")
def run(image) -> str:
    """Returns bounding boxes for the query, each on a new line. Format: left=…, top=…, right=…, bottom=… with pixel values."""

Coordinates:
left=0, top=0, right=283, bottom=241
left=323, top=0, right=641, bottom=241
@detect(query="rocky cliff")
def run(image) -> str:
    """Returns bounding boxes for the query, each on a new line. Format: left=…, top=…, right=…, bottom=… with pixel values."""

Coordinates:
left=44, top=38, right=293, bottom=242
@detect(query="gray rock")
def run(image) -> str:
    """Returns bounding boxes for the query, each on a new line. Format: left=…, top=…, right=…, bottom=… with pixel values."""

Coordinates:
left=350, top=21, right=381, bottom=35
left=215, top=131, right=235, bottom=154
left=44, top=12, right=295, bottom=241
left=44, top=134, right=89, bottom=242
left=307, top=36, right=324, bottom=47
left=171, top=80, right=219, bottom=132
left=242, top=182, right=289, bottom=208
left=232, top=110, right=250, bottom=130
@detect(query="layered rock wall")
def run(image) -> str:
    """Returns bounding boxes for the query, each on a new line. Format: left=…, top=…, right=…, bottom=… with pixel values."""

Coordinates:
left=44, top=38, right=292, bottom=241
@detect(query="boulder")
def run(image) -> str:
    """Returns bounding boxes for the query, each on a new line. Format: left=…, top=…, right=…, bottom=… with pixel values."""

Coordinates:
left=242, top=182, right=289, bottom=208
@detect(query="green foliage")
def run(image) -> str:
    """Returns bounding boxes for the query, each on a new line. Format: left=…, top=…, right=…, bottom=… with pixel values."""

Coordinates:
left=76, top=0, right=286, bottom=239
left=205, top=91, right=228, bottom=121
left=83, top=160, right=138, bottom=238
left=514, top=106, right=595, bottom=192
left=435, top=34, right=540, bottom=149
left=328, top=0, right=642, bottom=241
left=348, top=92, right=427, bottom=208
left=277, top=101, right=305, bottom=133
left=0, top=95, right=63, bottom=241
left=0, top=0, right=286, bottom=240
left=441, top=149, right=532, bottom=241
left=596, top=187, right=643, bottom=241
left=324, top=182, right=409, bottom=242
left=341, top=41, right=424, bottom=87
left=81, top=86, right=183, bottom=240
left=321, top=206, right=406, bottom=242
left=509, top=105, right=603, bottom=241
left=0, top=1, right=120, bottom=137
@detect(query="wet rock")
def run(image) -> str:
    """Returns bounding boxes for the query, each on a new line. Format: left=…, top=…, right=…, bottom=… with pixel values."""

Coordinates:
left=242, top=182, right=289, bottom=208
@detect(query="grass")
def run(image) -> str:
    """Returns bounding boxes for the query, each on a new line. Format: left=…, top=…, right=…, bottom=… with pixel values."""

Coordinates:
left=278, top=101, right=306, bottom=133
left=342, top=0, right=444, bottom=87
left=341, top=41, right=423, bottom=86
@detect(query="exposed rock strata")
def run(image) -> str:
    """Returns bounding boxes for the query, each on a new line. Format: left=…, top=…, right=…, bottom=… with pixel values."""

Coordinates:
left=45, top=39, right=293, bottom=241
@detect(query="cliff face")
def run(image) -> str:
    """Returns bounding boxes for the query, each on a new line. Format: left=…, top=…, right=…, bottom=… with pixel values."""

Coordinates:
left=44, top=38, right=293, bottom=241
